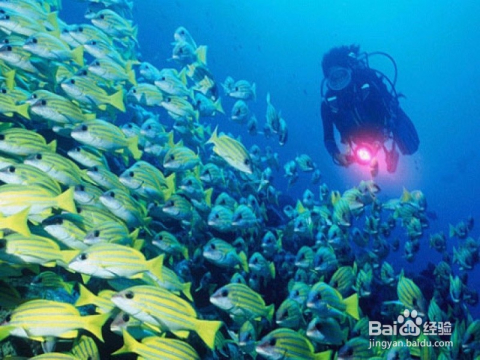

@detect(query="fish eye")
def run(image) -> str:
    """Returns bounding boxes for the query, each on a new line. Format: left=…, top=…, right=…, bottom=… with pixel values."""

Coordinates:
left=99, top=14, right=105, bottom=19
left=94, top=60, right=100, bottom=66
left=7, top=166, right=14, bottom=173
left=70, top=79, right=75, bottom=84
left=0, top=239, right=6, bottom=249
left=161, top=76, right=166, bottom=81
left=35, top=154, right=42, bottom=160
left=221, top=289, right=228, bottom=297
left=55, top=218, right=64, bottom=225
left=214, top=213, right=219, bottom=218
left=4, top=314, right=11, bottom=323
left=166, top=97, right=172, bottom=102
left=244, top=159, right=250, bottom=165
left=314, top=293, right=321, bottom=300
left=81, top=124, right=88, bottom=131
left=108, top=191, right=115, bottom=198
left=91, top=40, right=97, bottom=45
left=315, top=322, right=323, bottom=330
left=41, top=99, right=47, bottom=106
left=268, top=338, right=276, bottom=346
left=125, top=291, right=134, bottom=299
left=0, top=88, right=6, bottom=94
left=77, top=185, right=85, bottom=191
left=210, top=243, right=216, bottom=250
left=80, top=253, right=88, bottom=260
left=122, top=313, right=130, bottom=321
left=32, top=38, right=38, bottom=44
left=0, top=134, right=3, bottom=140
left=6, top=45, right=11, bottom=51
left=4, top=15, right=9, bottom=20
left=93, top=230, right=100, bottom=237
left=247, top=334, right=252, bottom=341
left=78, top=26, right=83, bottom=32
left=91, top=166, right=98, bottom=172
left=157, top=235, right=163, bottom=240
left=128, top=171, right=134, bottom=177
left=132, top=89, right=137, bottom=93
left=169, top=154, right=175, bottom=160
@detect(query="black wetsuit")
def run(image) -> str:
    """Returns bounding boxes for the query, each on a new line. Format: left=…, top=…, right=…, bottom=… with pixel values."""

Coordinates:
left=321, top=66, right=395, bottom=158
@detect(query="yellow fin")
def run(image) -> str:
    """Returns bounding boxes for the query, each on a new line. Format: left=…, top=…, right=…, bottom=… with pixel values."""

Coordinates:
left=146, top=253, right=164, bottom=281
left=343, top=293, right=360, bottom=320
left=71, top=46, right=84, bottom=67
left=127, top=135, right=142, bottom=160
left=15, top=103, right=30, bottom=120
left=194, top=319, right=222, bottom=349
left=83, top=313, right=110, bottom=342
left=108, top=89, right=125, bottom=112
left=54, top=187, right=76, bottom=213
left=1, top=207, right=30, bottom=236
left=182, top=282, right=193, bottom=301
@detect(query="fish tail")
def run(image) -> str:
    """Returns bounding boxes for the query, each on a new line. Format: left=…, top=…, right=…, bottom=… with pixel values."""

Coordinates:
left=239, top=251, right=249, bottom=273
left=183, top=282, right=193, bottom=301
left=449, top=224, right=456, bottom=238
left=0, top=325, right=14, bottom=342
left=71, top=46, right=84, bottom=67
left=207, top=126, right=219, bottom=145
left=214, top=98, right=225, bottom=114
left=182, top=247, right=189, bottom=260
left=252, top=82, right=256, bottom=101
left=196, top=45, right=208, bottom=65
left=195, top=319, right=222, bottom=349
left=59, top=250, right=79, bottom=268
left=3, top=69, right=15, bottom=90
left=15, top=103, right=31, bottom=120
left=314, top=350, right=333, bottom=360
left=48, top=139, right=57, bottom=152
left=109, top=89, right=126, bottom=112
left=269, top=262, right=276, bottom=279
left=146, top=253, right=164, bottom=281
left=126, top=135, right=142, bottom=160
left=55, top=187, right=77, bottom=213
left=75, top=284, right=97, bottom=307
left=344, top=293, right=360, bottom=320
left=63, top=281, right=75, bottom=295
left=2, top=207, right=30, bottom=236
left=83, top=313, right=110, bottom=342
left=265, top=303, right=275, bottom=323
left=112, top=329, right=139, bottom=355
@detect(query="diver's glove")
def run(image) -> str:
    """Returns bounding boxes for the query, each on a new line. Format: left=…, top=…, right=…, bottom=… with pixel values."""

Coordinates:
left=333, top=152, right=354, bottom=167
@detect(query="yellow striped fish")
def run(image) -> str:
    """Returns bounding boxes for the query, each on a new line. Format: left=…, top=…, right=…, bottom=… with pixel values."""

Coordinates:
left=71, top=119, right=142, bottom=160
left=113, top=330, right=200, bottom=359
left=145, top=265, right=193, bottom=301
left=0, top=128, right=55, bottom=156
left=163, top=145, right=200, bottom=171
left=111, top=285, right=223, bottom=349
left=68, top=243, right=164, bottom=283
left=31, top=271, right=75, bottom=295
left=207, top=127, right=253, bottom=174
left=256, top=328, right=331, bottom=360
left=210, top=283, right=274, bottom=323
left=29, top=353, right=80, bottom=359
left=0, top=163, right=62, bottom=195
left=60, top=75, right=125, bottom=112
left=397, top=273, right=427, bottom=315
left=0, top=299, right=109, bottom=342
left=24, top=152, right=85, bottom=186
left=0, top=184, right=76, bottom=221
left=0, top=233, right=76, bottom=268
left=71, top=335, right=100, bottom=360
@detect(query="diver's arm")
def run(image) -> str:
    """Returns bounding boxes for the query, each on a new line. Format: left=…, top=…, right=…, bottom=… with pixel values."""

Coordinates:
left=321, top=101, right=340, bottom=157
left=321, top=101, right=352, bottom=166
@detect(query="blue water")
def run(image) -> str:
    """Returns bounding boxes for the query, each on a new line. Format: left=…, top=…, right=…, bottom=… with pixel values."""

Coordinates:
left=61, top=0, right=480, bottom=329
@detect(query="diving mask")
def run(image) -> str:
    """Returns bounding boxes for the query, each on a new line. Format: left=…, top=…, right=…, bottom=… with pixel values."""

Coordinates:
left=327, top=66, right=352, bottom=91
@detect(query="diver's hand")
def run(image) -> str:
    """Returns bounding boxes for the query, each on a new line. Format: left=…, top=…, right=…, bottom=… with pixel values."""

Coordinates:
left=334, top=153, right=354, bottom=167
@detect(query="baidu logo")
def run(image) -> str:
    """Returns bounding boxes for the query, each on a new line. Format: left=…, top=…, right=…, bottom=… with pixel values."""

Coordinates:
left=397, top=309, right=422, bottom=336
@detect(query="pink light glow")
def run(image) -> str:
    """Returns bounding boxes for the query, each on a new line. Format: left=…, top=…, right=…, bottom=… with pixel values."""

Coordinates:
left=356, top=146, right=372, bottom=164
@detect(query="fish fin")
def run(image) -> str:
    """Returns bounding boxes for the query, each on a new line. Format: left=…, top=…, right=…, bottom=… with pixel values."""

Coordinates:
left=112, top=329, right=140, bottom=355
left=265, top=304, right=275, bottom=323
left=207, top=126, right=218, bottom=145
left=2, top=207, right=30, bottom=236
left=71, top=46, right=84, bottom=67
left=194, top=319, right=222, bottom=349
left=183, top=282, right=193, bottom=301
left=3, top=69, right=15, bottom=90
left=126, top=135, right=142, bottom=160
left=196, top=45, right=208, bottom=65
left=63, top=281, right=75, bottom=295
left=213, top=98, right=225, bottom=114
left=182, top=246, right=189, bottom=260
left=239, top=251, right=249, bottom=273
left=15, top=103, right=31, bottom=120
left=252, top=83, right=256, bottom=101
left=171, top=330, right=190, bottom=339
left=314, top=350, right=333, bottom=360
left=0, top=325, right=15, bottom=342
left=204, top=188, right=213, bottom=207
left=146, top=253, right=164, bottom=281
left=108, top=89, right=126, bottom=112
left=343, top=293, right=360, bottom=320
left=178, top=67, right=188, bottom=84
left=449, top=224, right=456, bottom=238
left=83, top=313, right=109, bottom=342
left=54, top=187, right=76, bottom=213
left=81, top=274, right=91, bottom=284
left=47, top=139, right=57, bottom=152
left=401, top=187, right=411, bottom=202
left=59, top=250, right=80, bottom=267
left=127, top=68, right=137, bottom=86
left=75, top=283, right=97, bottom=307
left=269, top=262, right=276, bottom=279
left=46, top=11, right=59, bottom=30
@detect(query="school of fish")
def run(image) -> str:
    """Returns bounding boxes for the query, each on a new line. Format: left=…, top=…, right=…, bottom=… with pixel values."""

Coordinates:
left=0, top=0, right=478, bottom=359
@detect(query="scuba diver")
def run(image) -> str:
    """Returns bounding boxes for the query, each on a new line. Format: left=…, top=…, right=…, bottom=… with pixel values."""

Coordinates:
left=320, top=45, right=419, bottom=174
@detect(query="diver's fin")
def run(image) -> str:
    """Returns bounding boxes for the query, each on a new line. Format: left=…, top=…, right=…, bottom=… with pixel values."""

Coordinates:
left=392, top=107, right=419, bottom=155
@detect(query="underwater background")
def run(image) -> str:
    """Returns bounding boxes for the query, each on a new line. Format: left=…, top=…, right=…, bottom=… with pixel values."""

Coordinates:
left=0, top=0, right=479, bottom=359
